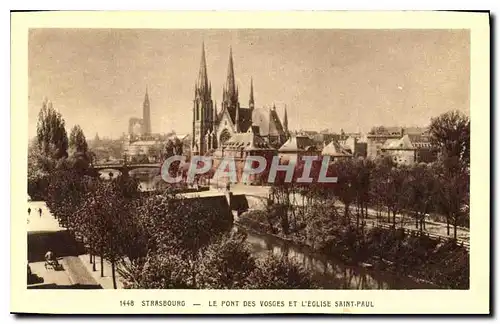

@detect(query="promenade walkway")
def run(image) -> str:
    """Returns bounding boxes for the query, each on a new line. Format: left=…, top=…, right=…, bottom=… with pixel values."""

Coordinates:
left=27, top=201, right=108, bottom=289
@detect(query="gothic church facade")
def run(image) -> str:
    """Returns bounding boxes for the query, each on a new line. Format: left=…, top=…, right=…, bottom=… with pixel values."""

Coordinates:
left=191, top=43, right=289, bottom=156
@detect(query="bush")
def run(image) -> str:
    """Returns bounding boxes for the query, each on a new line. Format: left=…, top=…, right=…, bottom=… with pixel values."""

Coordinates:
left=246, top=253, right=317, bottom=289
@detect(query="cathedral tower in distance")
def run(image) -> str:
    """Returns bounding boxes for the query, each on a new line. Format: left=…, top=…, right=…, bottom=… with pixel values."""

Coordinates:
left=142, top=87, right=151, bottom=135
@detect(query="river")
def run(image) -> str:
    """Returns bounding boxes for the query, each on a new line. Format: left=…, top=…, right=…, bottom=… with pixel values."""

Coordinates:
left=237, top=225, right=436, bottom=289
left=100, top=171, right=436, bottom=289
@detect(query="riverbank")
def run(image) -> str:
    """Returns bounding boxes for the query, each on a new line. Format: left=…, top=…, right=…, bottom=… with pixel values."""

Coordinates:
left=236, top=215, right=468, bottom=289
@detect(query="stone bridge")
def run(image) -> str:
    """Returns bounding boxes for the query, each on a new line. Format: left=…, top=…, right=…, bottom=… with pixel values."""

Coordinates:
left=92, top=163, right=162, bottom=176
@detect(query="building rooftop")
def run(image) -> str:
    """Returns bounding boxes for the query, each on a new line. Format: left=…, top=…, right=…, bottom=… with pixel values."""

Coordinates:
left=321, top=140, right=353, bottom=157
left=223, top=132, right=274, bottom=151
left=278, top=135, right=317, bottom=153
left=382, top=134, right=415, bottom=150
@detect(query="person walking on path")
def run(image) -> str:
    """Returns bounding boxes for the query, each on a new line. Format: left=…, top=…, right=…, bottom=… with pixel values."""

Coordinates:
left=28, top=208, right=31, bottom=216
left=38, top=208, right=42, bottom=218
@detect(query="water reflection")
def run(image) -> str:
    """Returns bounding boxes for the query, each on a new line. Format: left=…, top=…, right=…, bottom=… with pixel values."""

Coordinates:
left=240, top=226, right=436, bottom=290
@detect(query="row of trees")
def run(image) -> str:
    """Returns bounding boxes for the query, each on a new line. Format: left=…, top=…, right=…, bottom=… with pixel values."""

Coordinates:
left=265, top=110, right=470, bottom=240
left=241, top=110, right=470, bottom=288
left=45, top=168, right=317, bottom=289
left=31, top=100, right=317, bottom=289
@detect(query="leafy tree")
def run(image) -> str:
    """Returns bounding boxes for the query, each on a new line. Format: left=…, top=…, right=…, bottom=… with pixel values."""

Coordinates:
left=434, top=163, right=470, bottom=239
left=404, top=164, right=438, bottom=232
left=246, top=253, right=316, bottom=289
left=27, top=138, right=52, bottom=200
left=119, top=252, right=192, bottom=289
left=75, top=179, right=140, bottom=288
left=69, top=125, right=89, bottom=156
left=197, top=232, right=257, bottom=289
left=333, top=159, right=357, bottom=221
left=429, top=110, right=470, bottom=172
left=36, top=99, right=69, bottom=160
left=135, top=193, right=233, bottom=286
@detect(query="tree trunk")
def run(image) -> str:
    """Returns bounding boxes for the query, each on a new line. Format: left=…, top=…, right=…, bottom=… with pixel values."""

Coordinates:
left=453, top=215, right=458, bottom=240
left=100, top=254, right=104, bottom=277
left=415, top=213, right=419, bottom=229
left=92, top=254, right=96, bottom=272
left=111, top=260, right=117, bottom=289
left=344, top=204, right=349, bottom=222
left=387, top=208, right=391, bottom=223
left=356, top=205, right=360, bottom=230
left=392, top=211, right=396, bottom=227
left=89, top=253, right=92, bottom=263
left=446, top=215, right=450, bottom=236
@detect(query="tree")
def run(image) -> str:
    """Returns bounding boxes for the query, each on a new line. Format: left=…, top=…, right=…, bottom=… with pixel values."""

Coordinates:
left=246, top=253, right=316, bottom=289
left=429, top=110, right=470, bottom=172
left=434, top=162, right=469, bottom=239
left=119, top=252, right=192, bottom=289
left=197, top=232, right=257, bottom=289
left=404, top=163, right=438, bottom=232
left=164, top=139, right=175, bottom=159
left=69, top=125, right=89, bottom=156
left=36, top=99, right=69, bottom=160
left=27, top=138, right=52, bottom=200
left=135, top=193, right=233, bottom=287
left=333, top=159, right=357, bottom=222
left=75, top=179, right=140, bottom=289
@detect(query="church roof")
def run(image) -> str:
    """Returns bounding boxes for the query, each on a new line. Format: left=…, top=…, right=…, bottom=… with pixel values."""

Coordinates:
left=223, top=132, right=274, bottom=151
left=278, top=135, right=317, bottom=153
left=252, top=108, right=286, bottom=137
left=238, top=107, right=253, bottom=133
left=321, top=140, right=352, bottom=157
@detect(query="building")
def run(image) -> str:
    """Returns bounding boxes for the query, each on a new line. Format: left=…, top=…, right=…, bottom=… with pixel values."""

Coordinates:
left=212, top=127, right=276, bottom=185
left=321, top=140, right=353, bottom=161
left=367, top=126, right=436, bottom=163
left=123, top=139, right=163, bottom=163
left=380, top=134, right=417, bottom=165
left=339, top=135, right=368, bottom=158
left=191, top=43, right=289, bottom=156
left=278, top=133, right=319, bottom=163
left=366, top=127, right=403, bottom=159
left=128, top=88, right=152, bottom=138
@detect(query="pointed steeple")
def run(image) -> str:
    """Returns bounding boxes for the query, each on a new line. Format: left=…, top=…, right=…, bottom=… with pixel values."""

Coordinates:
left=213, top=100, right=218, bottom=121
left=283, top=105, right=289, bottom=134
left=224, top=46, right=237, bottom=104
left=249, top=77, right=255, bottom=109
left=196, top=42, right=209, bottom=96
left=144, top=86, right=150, bottom=103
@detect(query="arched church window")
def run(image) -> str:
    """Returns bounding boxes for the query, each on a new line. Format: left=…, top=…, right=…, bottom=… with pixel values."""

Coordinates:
left=220, top=129, right=231, bottom=146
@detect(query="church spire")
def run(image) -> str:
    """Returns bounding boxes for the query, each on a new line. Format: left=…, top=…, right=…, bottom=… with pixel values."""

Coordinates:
left=249, top=77, right=254, bottom=110
left=283, top=105, right=289, bottom=134
left=225, top=46, right=237, bottom=104
left=196, top=42, right=209, bottom=96
left=143, top=86, right=151, bottom=135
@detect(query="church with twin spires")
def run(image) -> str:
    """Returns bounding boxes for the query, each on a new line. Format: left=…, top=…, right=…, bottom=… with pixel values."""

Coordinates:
left=191, top=43, right=289, bottom=156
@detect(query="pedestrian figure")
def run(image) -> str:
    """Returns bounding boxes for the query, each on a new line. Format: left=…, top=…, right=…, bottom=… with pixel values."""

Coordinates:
left=28, top=208, right=31, bottom=216
left=38, top=208, right=42, bottom=218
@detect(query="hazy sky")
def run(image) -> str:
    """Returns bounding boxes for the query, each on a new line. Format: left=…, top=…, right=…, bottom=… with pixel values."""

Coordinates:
left=28, top=29, right=469, bottom=139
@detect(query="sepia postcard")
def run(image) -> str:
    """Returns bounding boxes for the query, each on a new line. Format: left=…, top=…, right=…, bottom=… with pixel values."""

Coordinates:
left=11, top=11, right=490, bottom=315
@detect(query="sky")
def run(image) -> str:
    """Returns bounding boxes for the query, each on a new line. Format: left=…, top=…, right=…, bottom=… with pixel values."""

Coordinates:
left=28, top=29, right=470, bottom=139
